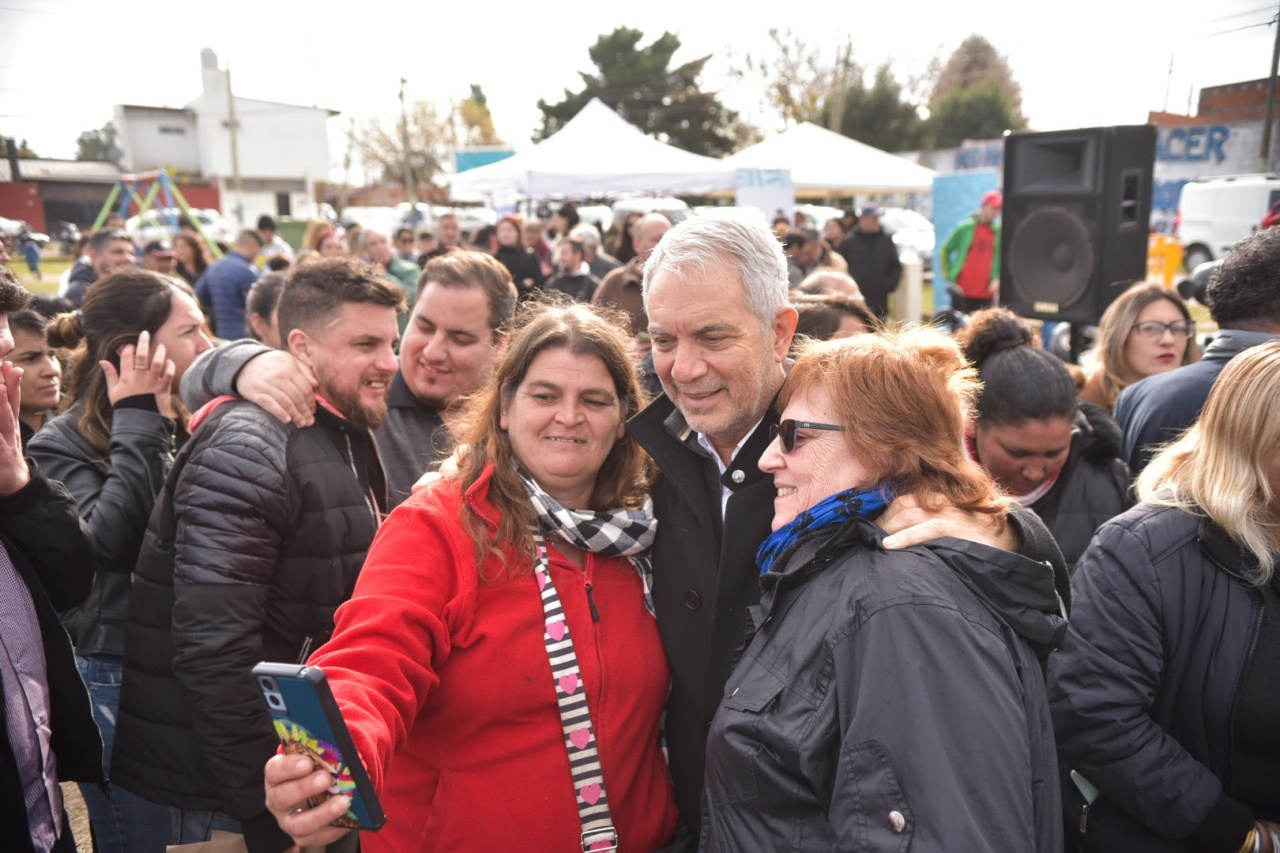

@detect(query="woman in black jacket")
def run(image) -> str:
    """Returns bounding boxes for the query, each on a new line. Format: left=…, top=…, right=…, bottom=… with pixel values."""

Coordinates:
left=1049, top=341, right=1280, bottom=853
left=957, top=308, right=1133, bottom=570
left=494, top=215, right=544, bottom=299
left=28, top=270, right=213, bottom=853
left=701, top=328, right=1066, bottom=851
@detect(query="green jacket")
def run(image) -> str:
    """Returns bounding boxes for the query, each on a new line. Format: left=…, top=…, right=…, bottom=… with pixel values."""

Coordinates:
left=941, top=214, right=1001, bottom=284
left=385, top=256, right=421, bottom=331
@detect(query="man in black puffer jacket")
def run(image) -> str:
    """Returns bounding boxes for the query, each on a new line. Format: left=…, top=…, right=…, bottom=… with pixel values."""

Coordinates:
left=112, top=258, right=404, bottom=852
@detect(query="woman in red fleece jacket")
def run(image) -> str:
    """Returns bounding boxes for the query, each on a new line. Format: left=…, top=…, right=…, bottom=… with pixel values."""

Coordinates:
left=264, top=300, right=679, bottom=852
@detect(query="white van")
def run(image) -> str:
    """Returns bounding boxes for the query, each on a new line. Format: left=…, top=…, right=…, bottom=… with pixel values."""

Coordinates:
left=1176, top=173, right=1280, bottom=268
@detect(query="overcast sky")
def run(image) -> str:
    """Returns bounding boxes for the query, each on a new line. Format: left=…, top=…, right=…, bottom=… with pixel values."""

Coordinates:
left=1, top=0, right=1275, bottom=174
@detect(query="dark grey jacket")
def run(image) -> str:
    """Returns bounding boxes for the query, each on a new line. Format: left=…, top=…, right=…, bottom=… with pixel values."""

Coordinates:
left=111, top=399, right=386, bottom=849
left=28, top=400, right=176, bottom=656
left=701, top=518, right=1066, bottom=852
left=1049, top=504, right=1270, bottom=852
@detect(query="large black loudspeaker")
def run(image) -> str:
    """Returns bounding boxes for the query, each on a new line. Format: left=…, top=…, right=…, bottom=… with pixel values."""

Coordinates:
left=1001, top=125, right=1156, bottom=324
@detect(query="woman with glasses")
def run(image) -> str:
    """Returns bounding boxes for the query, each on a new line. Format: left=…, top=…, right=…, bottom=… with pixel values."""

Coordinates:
left=1050, top=341, right=1280, bottom=853
left=1081, top=283, right=1198, bottom=411
left=958, top=308, right=1132, bottom=570
left=700, top=328, right=1066, bottom=852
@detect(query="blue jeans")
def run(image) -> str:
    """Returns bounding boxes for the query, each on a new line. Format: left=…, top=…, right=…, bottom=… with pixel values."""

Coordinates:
left=170, top=807, right=241, bottom=844
left=75, top=654, right=171, bottom=853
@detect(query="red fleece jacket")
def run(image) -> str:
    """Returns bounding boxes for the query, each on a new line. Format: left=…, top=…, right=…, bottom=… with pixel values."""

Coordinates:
left=309, top=465, right=678, bottom=852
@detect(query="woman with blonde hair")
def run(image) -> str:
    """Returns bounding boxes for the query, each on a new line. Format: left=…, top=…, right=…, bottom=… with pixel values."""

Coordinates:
left=701, top=328, right=1066, bottom=851
left=1080, top=282, right=1197, bottom=410
left=1050, top=340, right=1280, bottom=852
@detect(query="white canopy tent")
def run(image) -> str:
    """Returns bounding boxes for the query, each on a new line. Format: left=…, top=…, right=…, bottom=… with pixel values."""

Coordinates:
left=450, top=98, right=737, bottom=200
left=725, top=122, right=935, bottom=197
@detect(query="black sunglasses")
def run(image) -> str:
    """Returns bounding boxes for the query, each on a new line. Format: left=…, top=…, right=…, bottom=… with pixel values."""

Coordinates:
left=769, top=419, right=846, bottom=453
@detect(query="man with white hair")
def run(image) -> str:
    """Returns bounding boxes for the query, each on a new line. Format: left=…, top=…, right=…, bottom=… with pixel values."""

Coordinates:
left=629, top=209, right=1067, bottom=834
left=569, top=222, right=621, bottom=280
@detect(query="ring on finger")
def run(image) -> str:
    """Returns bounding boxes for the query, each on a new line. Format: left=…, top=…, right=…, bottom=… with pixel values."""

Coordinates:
left=134, top=363, right=149, bottom=370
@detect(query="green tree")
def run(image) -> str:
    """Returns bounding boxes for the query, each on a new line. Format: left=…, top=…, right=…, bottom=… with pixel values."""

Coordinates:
left=822, top=63, right=925, bottom=152
left=536, top=27, right=742, bottom=157
left=928, top=82, right=1026, bottom=148
left=74, top=122, right=122, bottom=165
left=925, top=35, right=1026, bottom=146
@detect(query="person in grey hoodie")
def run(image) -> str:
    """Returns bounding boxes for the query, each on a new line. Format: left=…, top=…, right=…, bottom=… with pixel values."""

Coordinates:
left=701, top=328, right=1066, bottom=852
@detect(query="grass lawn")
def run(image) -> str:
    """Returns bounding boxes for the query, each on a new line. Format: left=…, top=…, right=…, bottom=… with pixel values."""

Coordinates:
left=9, top=256, right=69, bottom=296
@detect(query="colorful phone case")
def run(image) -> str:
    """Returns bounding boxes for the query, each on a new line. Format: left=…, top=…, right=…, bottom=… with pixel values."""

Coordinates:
left=251, top=662, right=386, bottom=831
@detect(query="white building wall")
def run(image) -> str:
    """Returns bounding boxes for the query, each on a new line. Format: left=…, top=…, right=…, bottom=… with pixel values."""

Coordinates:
left=115, top=106, right=200, bottom=173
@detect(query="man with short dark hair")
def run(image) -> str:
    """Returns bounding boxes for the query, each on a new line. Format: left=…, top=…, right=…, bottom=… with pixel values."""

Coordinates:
left=1116, top=227, right=1280, bottom=474
left=111, top=257, right=404, bottom=851
left=183, top=250, right=519, bottom=507
left=0, top=267, right=102, bottom=852
left=63, top=229, right=136, bottom=307
left=196, top=229, right=263, bottom=339
left=255, top=215, right=293, bottom=265
left=549, top=202, right=579, bottom=239
left=544, top=238, right=599, bottom=302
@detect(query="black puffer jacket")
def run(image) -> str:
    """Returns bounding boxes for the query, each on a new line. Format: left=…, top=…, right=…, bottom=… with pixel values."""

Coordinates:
left=111, top=399, right=387, bottom=845
left=1049, top=504, right=1272, bottom=852
left=1031, top=402, right=1132, bottom=571
left=28, top=399, right=176, bottom=656
left=701, top=517, right=1067, bottom=852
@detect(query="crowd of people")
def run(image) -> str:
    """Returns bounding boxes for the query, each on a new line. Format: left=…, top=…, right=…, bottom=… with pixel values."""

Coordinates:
left=0, top=199, right=1277, bottom=853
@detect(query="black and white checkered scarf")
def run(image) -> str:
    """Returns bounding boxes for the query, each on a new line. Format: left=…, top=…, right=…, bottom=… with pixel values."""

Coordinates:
left=520, top=472, right=656, bottom=617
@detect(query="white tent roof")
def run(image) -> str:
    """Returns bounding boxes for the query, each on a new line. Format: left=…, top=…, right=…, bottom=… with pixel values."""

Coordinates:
left=725, top=122, right=935, bottom=196
left=450, top=98, right=737, bottom=199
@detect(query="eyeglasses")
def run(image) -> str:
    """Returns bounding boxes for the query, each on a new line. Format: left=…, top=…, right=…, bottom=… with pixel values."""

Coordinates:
left=769, top=419, right=845, bottom=453
left=1130, top=320, right=1195, bottom=340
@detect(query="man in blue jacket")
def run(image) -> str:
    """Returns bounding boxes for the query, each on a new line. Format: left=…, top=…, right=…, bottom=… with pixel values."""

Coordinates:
left=196, top=229, right=262, bottom=340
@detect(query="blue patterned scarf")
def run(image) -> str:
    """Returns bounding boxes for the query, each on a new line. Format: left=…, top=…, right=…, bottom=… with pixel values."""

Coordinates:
left=756, top=483, right=894, bottom=575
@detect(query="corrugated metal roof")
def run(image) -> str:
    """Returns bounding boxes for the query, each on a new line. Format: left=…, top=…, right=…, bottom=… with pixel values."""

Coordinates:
left=0, top=159, right=123, bottom=183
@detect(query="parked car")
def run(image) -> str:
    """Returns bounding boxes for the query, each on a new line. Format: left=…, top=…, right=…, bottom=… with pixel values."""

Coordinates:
left=880, top=206, right=935, bottom=270
left=1176, top=173, right=1280, bottom=269
left=611, top=196, right=691, bottom=225
left=127, top=207, right=236, bottom=246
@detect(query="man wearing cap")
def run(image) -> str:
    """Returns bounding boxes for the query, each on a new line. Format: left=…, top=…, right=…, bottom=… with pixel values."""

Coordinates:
left=836, top=204, right=902, bottom=320
left=942, top=189, right=1003, bottom=314
left=141, top=241, right=176, bottom=276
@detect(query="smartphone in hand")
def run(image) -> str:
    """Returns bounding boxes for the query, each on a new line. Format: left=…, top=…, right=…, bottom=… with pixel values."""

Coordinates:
left=252, top=662, right=386, bottom=831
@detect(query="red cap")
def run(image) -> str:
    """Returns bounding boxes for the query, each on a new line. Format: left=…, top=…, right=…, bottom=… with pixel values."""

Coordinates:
left=981, top=190, right=1003, bottom=208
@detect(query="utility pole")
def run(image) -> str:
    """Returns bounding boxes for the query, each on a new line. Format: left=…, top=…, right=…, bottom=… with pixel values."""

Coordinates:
left=1261, top=4, right=1280, bottom=172
left=225, top=65, right=244, bottom=226
left=341, top=117, right=356, bottom=213
left=399, top=77, right=416, bottom=203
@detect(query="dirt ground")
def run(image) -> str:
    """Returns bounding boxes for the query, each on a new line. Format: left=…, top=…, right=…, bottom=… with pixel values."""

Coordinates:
left=62, top=782, right=93, bottom=851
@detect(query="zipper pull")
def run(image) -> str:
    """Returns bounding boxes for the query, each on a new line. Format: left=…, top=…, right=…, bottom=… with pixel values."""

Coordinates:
left=1078, top=803, right=1089, bottom=835
left=585, top=582, right=600, bottom=622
